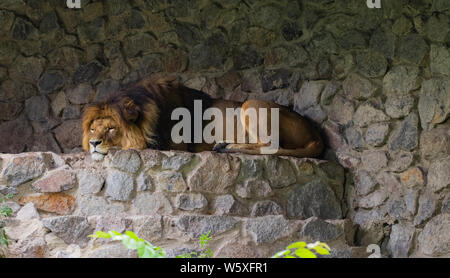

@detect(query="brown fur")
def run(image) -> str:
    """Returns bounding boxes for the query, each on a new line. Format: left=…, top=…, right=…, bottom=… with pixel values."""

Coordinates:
left=82, top=75, right=324, bottom=158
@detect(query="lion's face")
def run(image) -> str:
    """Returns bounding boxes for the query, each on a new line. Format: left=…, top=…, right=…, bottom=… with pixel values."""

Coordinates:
left=86, top=117, right=123, bottom=160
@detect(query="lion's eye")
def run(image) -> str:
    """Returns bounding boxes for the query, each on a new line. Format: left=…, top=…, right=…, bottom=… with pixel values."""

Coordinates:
left=90, top=128, right=94, bottom=133
left=109, top=128, right=115, bottom=132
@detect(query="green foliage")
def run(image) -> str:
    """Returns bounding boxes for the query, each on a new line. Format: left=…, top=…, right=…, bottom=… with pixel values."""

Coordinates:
left=272, top=241, right=331, bottom=258
left=176, top=231, right=213, bottom=258
left=0, top=193, right=13, bottom=218
left=0, top=228, right=8, bottom=247
left=89, top=230, right=214, bottom=258
left=89, top=230, right=166, bottom=258
left=0, top=207, right=12, bottom=218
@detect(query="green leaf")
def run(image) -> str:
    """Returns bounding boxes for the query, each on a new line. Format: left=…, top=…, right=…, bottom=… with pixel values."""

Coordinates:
left=287, top=242, right=307, bottom=250
left=88, top=231, right=111, bottom=238
left=125, top=231, right=139, bottom=241
left=295, top=248, right=317, bottom=258
left=271, top=249, right=291, bottom=258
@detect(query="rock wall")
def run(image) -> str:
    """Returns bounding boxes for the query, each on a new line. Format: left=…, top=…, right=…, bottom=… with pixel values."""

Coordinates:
left=0, top=0, right=449, bottom=258
left=0, top=150, right=363, bottom=258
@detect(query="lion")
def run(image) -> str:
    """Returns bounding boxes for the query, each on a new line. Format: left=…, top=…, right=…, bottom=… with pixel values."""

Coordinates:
left=82, top=75, right=324, bottom=161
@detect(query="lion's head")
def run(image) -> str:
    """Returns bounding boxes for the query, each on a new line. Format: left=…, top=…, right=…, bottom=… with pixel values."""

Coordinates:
left=82, top=93, right=158, bottom=161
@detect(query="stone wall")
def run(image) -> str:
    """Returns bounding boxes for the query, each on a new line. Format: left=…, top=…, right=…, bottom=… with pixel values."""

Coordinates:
left=0, top=150, right=364, bottom=258
left=0, top=0, right=449, bottom=258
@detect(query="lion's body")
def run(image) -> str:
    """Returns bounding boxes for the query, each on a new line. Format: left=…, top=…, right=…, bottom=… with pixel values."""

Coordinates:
left=82, top=75, right=324, bottom=159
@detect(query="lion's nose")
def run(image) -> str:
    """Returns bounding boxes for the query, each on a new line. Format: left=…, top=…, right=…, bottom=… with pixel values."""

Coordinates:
left=89, top=140, right=102, bottom=147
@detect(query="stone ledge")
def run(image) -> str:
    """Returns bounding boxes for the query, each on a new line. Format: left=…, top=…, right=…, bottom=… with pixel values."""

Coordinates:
left=0, top=150, right=355, bottom=258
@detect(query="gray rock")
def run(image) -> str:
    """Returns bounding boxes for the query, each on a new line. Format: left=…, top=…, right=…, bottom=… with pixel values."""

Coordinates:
left=245, top=215, right=293, bottom=244
left=442, top=194, right=450, bottom=214
left=214, top=194, right=246, bottom=216
left=344, top=126, right=364, bottom=149
left=398, top=34, right=429, bottom=65
left=76, top=195, right=125, bottom=217
left=250, top=200, right=282, bottom=217
left=343, top=73, right=378, bottom=100
left=264, top=157, right=296, bottom=188
left=132, top=192, right=173, bottom=215
left=16, top=203, right=40, bottom=221
left=355, top=50, right=387, bottom=78
left=418, top=214, right=450, bottom=256
left=109, top=150, right=141, bottom=174
left=327, top=95, right=354, bottom=125
left=61, top=105, right=81, bottom=120
left=86, top=243, right=137, bottom=258
left=239, top=159, right=264, bottom=180
left=427, top=157, right=450, bottom=193
left=300, top=217, right=342, bottom=242
left=320, top=81, right=341, bottom=105
left=387, top=223, right=415, bottom=258
left=414, top=194, right=437, bottom=226
left=404, top=189, right=418, bottom=215
left=72, top=62, right=103, bottom=85
left=365, top=123, right=389, bottom=147
left=175, top=215, right=238, bottom=238
left=387, top=197, right=408, bottom=220
left=38, top=70, right=65, bottom=93
left=370, top=28, right=396, bottom=59
left=286, top=180, right=342, bottom=220
left=430, top=44, right=450, bottom=76
left=388, top=151, right=414, bottom=172
left=235, top=179, right=272, bottom=199
left=361, top=150, right=388, bottom=172
left=78, top=170, right=105, bottom=195
left=25, top=95, right=50, bottom=122
left=105, top=169, right=134, bottom=201
left=293, top=81, right=325, bottom=112
left=94, top=215, right=132, bottom=236
left=128, top=215, right=162, bottom=242
left=136, top=171, right=152, bottom=192
left=301, top=105, right=327, bottom=124
left=418, top=78, right=450, bottom=130
left=54, top=120, right=83, bottom=152
left=353, top=103, right=389, bottom=127
left=426, top=15, right=450, bottom=43
left=11, top=17, right=38, bottom=40
left=67, top=83, right=93, bottom=104
left=385, top=95, right=414, bottom=119
left=1, top=153, right=46, bottom=187
left=392, top=16, right=413, bottom=35
left=233, top=45, right=263, bottom=70
left=354, top=170, right=377, bottom=196
left=51, top=91, right=68, bottom=117
left=389, top=113, right=419, bottom=151
left=420, top=124, right=450, bottom=161
left=175, top=193, right=208, bottom=211
left=161, top=153, right=193, bottom=171
left=31, top=166, right=76, bottom=193
left=383, top=65, right=419, bottom=95
left=42, top=216, right=93, bottom=248
left=358, top=189, right=388, bottom=208
left=155, top=171, right=187, bottom=192
left=261, top=69, right=291, bottom=92
left=187, top=152, right=240, bottom=194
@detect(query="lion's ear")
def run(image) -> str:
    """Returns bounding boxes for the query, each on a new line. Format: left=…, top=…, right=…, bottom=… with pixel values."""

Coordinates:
left=121, top=97, right=140, bottom=122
